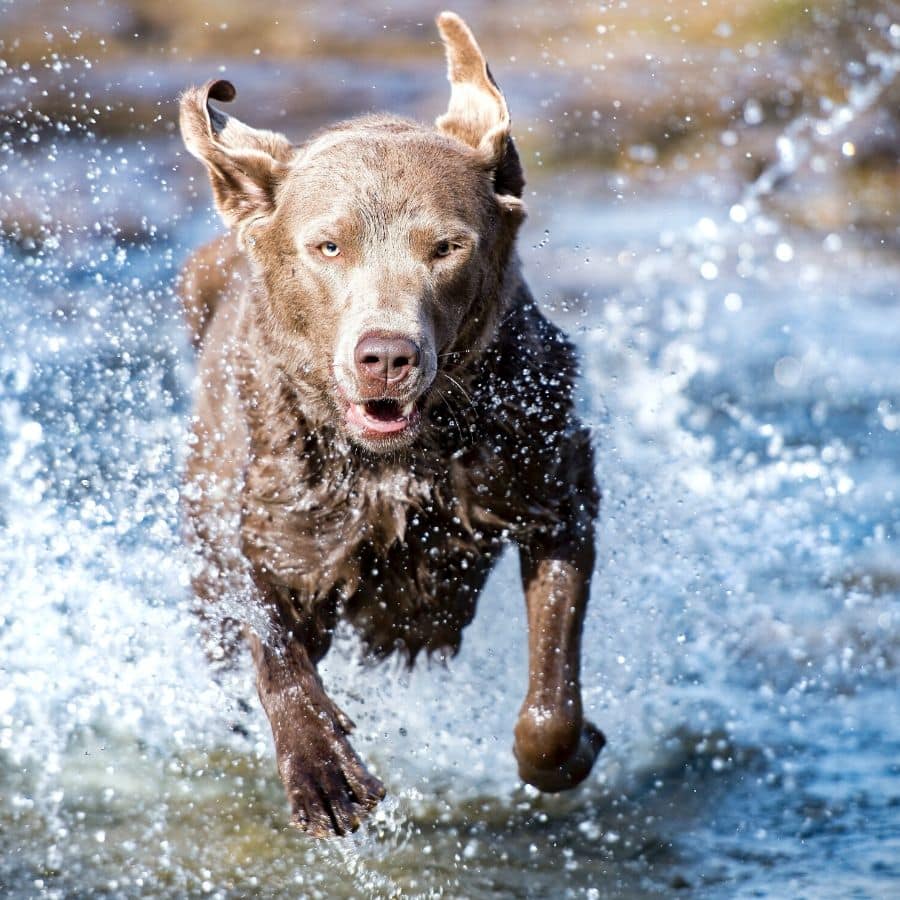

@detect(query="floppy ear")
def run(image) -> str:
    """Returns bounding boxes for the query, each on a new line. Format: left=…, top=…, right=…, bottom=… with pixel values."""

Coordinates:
left=435, top=12, right=525, bottom=200
left=179, top=79, right=294, bottom=231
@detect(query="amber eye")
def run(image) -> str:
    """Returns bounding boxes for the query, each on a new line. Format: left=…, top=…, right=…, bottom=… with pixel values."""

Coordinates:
left=434, top=240, right=453, bottom=258
left=320, top=241, right=340, bottom=258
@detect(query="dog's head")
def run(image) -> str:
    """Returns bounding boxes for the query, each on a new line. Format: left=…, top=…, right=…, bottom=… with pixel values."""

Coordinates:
left=180, top=13, right=526, bottom=452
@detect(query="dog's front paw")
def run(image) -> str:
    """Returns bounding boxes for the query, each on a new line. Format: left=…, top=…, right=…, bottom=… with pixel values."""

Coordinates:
left=514, top=718, right=605, bottom=793
left=274, top=703, right=385, bottom=837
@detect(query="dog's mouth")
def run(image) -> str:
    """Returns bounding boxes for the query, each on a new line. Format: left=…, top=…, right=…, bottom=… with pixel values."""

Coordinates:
left=344, top=396, right=422, bottom=440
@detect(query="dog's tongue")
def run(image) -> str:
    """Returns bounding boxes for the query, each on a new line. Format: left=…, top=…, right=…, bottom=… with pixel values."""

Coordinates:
left=346, top=399, right=412, bottom=434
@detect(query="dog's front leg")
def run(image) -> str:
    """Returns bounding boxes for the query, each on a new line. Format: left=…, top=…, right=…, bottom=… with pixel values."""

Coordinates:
left=513, top=537, right=605, bottom=792
left=247, top=630, right=385, bottom=837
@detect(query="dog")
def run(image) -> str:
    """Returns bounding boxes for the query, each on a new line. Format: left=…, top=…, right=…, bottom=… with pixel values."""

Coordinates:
left=178, top=11, right=604, bottom=838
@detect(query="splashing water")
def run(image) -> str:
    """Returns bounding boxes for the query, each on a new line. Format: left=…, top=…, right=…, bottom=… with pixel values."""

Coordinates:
left=738, top=15, right=900, bottom=221
left=1, top=6, right=900, bottom=899
left=732, top=24, right=900, bottom=222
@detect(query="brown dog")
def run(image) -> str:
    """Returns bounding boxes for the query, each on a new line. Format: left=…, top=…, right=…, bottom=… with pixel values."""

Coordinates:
left=178, top=11, right=603, bottom=837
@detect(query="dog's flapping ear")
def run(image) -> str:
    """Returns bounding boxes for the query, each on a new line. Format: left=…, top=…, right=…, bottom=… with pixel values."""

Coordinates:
left=435, top=12, right=525, bottom=202
left=179, top=80, right=294, bottom=233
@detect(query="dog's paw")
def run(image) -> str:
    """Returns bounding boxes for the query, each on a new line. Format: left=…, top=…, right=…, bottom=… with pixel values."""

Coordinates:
left=277, top=725, right=385, bottom=838
left=514, top=719, right=605, bottom=794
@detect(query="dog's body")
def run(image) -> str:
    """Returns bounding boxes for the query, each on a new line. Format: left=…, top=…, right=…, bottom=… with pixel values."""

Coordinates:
left=179, top=13, right=603, bottom=837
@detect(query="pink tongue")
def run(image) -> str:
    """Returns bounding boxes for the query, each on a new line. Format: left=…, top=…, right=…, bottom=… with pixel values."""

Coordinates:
left=346, top=402, right=409, bottom=434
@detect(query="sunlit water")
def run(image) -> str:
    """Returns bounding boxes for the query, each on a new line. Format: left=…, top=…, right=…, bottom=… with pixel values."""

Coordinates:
left=2, top=22, right=900, bottom=900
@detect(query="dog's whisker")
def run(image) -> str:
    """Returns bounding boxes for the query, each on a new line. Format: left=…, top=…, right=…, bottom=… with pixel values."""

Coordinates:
left=437, top=377, right=476, bottom=431
left=435, top=386, right=466, bottom=441
left=440, top=371, right=474, bottom=406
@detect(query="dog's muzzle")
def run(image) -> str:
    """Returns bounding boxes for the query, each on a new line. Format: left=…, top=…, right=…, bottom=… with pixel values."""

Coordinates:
left=339, top=331, right=430, bottom=444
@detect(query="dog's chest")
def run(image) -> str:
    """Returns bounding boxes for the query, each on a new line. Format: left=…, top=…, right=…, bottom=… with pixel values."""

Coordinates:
left=240, top=450, right=507, bottom=607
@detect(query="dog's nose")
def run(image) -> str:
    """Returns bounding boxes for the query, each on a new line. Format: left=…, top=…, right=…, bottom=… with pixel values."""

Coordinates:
left=354, top=333, right=421, bottom=386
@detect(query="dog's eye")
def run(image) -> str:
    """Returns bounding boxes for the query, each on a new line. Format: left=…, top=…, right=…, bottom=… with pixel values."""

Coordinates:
left=434, top=240, right=453, bottom=258
left=320, top=241, right=341, bottom=258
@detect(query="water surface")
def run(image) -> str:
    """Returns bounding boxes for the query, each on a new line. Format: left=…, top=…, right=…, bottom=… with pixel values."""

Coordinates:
left=1, top=3, right=899, bottom=898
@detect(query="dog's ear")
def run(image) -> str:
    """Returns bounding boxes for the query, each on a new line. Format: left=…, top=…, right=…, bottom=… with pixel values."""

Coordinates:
left=435, top=12, right=525, bottom=200
left=179, top=80, right=294, bottom=231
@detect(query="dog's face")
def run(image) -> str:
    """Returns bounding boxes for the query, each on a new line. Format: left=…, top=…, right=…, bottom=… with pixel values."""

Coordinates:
left=180, top=13, right=525, bottom=452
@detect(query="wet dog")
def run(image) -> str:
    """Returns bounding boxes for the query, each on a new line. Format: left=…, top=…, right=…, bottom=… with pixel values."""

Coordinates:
left=178, top=11, right=603, bottom=837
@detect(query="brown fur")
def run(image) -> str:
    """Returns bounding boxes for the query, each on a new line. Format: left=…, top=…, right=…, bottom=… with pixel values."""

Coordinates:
left=178, top=12, right=604, bottom=837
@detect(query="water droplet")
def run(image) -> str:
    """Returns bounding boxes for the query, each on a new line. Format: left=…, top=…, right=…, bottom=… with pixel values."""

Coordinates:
left=775, top=242, right=794, bottom=262
left=743, top=98, right=764, bottom=126
left=774, top=356, right=802, bottom=388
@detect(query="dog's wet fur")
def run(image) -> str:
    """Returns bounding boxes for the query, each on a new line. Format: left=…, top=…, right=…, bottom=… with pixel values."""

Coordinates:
left=179, top=12, right=603, bottom=837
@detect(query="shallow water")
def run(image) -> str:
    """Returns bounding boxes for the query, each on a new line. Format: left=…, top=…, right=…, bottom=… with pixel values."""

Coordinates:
left=2, top=5, right=900, bottom=899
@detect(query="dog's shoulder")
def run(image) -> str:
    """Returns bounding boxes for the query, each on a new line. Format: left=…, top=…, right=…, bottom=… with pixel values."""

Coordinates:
left=177, top=231, right=248, bottom=348
left=477, top=286, right=580, bottom=422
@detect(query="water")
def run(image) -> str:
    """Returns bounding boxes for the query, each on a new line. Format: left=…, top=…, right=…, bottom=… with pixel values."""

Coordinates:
left=2, top=4, right=900, bottom=898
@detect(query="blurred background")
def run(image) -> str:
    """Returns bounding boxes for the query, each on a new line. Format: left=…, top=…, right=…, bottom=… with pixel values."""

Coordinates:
left=1, top=2, right=898, bottom=898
